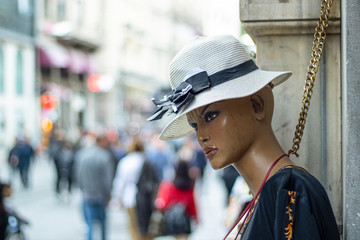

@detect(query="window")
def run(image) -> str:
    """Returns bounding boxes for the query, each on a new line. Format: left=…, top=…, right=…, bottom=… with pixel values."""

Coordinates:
left=15, top=49, right=24, bottom=95
left=0, top=47, right=4, bottom=94
left=57, top=0, right=66, bottom=21
left=17, top=0, right=32, bottom=16
left=15, top=111, right=24, bottom=134
left=44, top=0, right=49, bottom=18
left=77, top=0, right=84, bottom=25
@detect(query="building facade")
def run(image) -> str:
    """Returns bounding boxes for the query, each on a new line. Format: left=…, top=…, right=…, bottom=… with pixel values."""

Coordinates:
left=94, top=0, right=204, bottom=132
left=0, top=0, right=38, bottom=157
left=37, top=0, right=102, bottom=144
left=35, top=0, right=205, bottom=142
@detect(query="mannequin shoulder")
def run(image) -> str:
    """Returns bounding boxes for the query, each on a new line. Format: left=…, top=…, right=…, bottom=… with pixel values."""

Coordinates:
left=264, top=165, right=328, bottom=197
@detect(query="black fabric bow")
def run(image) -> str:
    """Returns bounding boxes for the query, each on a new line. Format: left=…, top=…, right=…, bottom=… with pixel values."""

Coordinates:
left=148, top=71, right=210, bottom=121
left=147, top=60, right=258, bottom=121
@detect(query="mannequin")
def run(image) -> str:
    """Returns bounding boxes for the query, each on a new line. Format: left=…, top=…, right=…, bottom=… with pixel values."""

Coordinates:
left=149, top=35, right=340, bottom=240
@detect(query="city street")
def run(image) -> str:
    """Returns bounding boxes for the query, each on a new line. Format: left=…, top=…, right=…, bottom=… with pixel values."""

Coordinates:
left=1, top=154, right=228, bottom=240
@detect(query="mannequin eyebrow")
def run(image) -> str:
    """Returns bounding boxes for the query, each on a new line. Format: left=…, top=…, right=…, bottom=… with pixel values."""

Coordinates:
left=200, top=104, right=213, bottom=118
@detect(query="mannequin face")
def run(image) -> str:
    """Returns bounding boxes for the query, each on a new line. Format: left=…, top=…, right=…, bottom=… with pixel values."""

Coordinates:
left=186, top=97, right=258, bottom=169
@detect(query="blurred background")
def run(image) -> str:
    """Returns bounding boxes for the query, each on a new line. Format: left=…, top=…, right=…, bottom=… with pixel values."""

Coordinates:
left=0, top=0, right=256, bottom=152
left=0, top=0, right=256, bottom=239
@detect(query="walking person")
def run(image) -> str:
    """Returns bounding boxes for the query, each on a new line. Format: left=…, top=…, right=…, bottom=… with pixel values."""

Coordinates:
left=191, top=139, right=207, bottom=181
left=57, top=141, right=75, bottom=197
left=48, top=128, right=66, bottom=194
left=8, top=136, right=35, bottom=188
left=75, top=134, right=113, bottom=240
left=154, top=160, right=198, bottom=240
left=145, top=133, right=173, bottom=181
left=112, top=136, right=155, bottom=240
left=148, top=35, right=340, bottom=239
left=0, top=182, right=29, bottom=240
left=0, top=183, right=8, bottom=240
left=220, top=166, right=240, bottom=204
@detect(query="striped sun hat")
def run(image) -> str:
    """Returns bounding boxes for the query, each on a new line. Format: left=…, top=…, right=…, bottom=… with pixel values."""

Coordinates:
left=148, top=34, right=292, bottom=140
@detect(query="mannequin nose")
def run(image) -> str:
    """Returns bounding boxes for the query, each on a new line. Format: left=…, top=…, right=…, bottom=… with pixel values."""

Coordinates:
left=198, top=134, right=210, bottom=144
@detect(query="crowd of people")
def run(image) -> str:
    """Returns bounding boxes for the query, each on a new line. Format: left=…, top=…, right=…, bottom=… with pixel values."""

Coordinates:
left=2, top=124, right=237, bottom=240
left=58, top=126, right=221, bottom=240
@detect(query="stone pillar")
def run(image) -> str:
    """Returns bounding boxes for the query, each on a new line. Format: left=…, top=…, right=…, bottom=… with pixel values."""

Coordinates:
left=342, top=0, right=360, bottom=239
left=240, top=0, right=342, bottom=231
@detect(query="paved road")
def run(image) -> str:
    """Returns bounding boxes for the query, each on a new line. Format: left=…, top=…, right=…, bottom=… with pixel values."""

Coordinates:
left=1, top=154, right=228, bottom=240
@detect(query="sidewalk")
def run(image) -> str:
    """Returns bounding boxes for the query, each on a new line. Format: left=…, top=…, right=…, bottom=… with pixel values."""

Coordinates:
left=1, top=154, right=228, bottom=240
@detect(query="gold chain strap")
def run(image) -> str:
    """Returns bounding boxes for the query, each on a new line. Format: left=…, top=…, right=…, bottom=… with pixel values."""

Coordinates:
left=288, top=0, right=333, bottom=157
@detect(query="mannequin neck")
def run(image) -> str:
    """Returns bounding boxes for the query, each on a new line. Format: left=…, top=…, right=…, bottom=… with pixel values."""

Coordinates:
left=232, top=128, right=293, bottom=195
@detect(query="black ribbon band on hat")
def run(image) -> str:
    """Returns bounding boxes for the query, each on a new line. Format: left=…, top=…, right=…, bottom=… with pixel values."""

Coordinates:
left=148, top=60, right=258, bottom=121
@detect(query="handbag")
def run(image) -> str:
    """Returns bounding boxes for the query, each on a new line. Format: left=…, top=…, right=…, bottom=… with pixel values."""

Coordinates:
left=149, top=203, right=192, bottom=237
left=163, top=203, right=191, bottom=235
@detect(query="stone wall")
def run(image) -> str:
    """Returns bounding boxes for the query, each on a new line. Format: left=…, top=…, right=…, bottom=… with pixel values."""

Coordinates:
left=342, top=0, right=360, bottom=239
left=240, top=0, right=342, bottom=231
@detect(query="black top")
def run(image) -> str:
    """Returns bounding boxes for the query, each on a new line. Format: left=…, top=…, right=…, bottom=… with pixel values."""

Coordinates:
left=240, top=166, right=340, bottom=240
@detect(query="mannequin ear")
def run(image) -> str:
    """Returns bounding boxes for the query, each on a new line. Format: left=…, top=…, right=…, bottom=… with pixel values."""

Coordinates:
left=250, top=95, right=265, bottom=120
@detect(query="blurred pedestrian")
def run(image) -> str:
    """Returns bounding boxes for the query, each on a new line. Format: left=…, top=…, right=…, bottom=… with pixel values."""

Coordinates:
left=0, top=182, right=29, bottom=240
left=154, top=160, right=198, bottom=240
left=48, top=128, right=66, bottom=194
left=8, top=136, right=35, bottom=188
left=177, top=136, right=206, bottom=186
left=0, top=183, right=8, bottom=240
left=75, top=134, right=113, bottom=240
left=107, top=129, right=127, bottom=163
left=190, top=137, right=207, bottom=181
left=224, top=176, right=252, bottom=232
left=57, top=141, right=75, bottom=196
left=136, top=154, right=159, bottom=240
left=145, top=133, right=173, bottom=181
left=104, top=136, right=123, bottom=181
left=112, top=136, right=154, bottom=240
left=219, top=165, right=239, bottom=204
left=177, top=136, right=194, bottom=164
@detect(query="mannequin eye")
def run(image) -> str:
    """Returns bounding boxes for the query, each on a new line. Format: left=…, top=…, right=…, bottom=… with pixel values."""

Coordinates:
left=204, top=111, right=218, bottom=122
left=188, top=121, right=198, bottom=131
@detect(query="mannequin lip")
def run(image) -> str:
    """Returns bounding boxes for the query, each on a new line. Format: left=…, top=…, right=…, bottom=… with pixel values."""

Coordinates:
left=203, top=147, right=218, bottom=159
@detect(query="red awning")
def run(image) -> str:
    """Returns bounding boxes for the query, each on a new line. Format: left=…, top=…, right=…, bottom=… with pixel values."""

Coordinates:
left=38, top=40, right=98, bottom=74
left=67, top=49, right=87, bottom=73
left=67, top=50, right=98, bottom=74
left=38, top=41, right=69, bottom=68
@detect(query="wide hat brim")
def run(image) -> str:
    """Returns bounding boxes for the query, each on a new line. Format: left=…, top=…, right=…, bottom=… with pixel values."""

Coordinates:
left=158, top=68, right=291, bottom=140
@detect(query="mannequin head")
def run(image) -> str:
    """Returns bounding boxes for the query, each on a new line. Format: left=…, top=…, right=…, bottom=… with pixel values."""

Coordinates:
left=186, top=86, right=275, bottom=169
left=148, top=35, right=290, bottom=142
